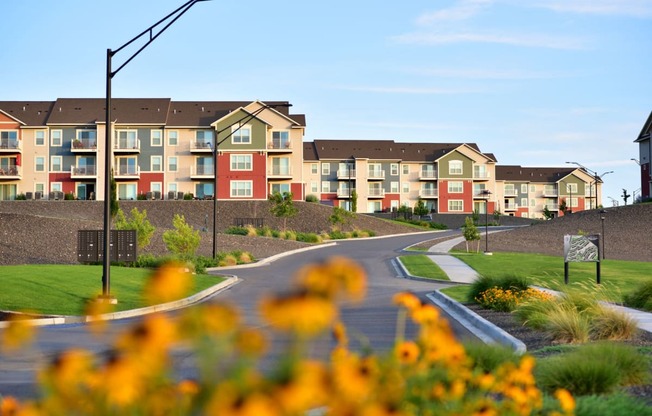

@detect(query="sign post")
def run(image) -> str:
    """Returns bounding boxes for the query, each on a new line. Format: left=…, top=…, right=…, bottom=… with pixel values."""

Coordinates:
left=563, top=234, right=601, bottom=284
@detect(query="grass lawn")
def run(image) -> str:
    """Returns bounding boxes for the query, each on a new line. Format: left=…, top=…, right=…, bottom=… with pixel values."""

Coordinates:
left=452, top=252, right=650, bottom=301
left=398, top=255, right=449, bottom=281
left=0, top=265, right=224, bottom=316
left=439, top=285, right=470, bottom=302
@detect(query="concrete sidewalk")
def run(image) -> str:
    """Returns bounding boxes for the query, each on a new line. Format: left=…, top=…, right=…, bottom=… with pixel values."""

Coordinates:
left=422, top=235, right=652, bottom=335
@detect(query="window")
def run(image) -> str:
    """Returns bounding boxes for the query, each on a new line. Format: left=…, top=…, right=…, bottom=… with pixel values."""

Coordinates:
left=51, top=130, right=62, bottom=147
left=0, top=131, right=17, bottom=150
left=322, top=163, right=330, bottom=175
left=402, top=182, right=409, bottom=193
left=310, top=182, right=318, bottom=193
left=195, top=156, right=213, bottom=175
left=449, top=160, right=463, bottom=175
left=151, top=156, right=162, bottom=172
left=168, top=182, right=177, bottom=193
left=271, top=158, right=290, bottom=175
left=0, top=184, right=17, bottom=200
left=51, top=182, right=62, bottom=192
left=230, top=181, right=252, bottom=197
left=473, top=165, right=487, bottom=178
left=196, top=130, right=213, bottom=147
left=35, top=156, right=45, bottom=172
left=195, top=183, right=214, bottom=198
left=402, top=164, right=409, bottom=175
left=272, top=131, right=290, bottom=148
left=271, top=183, right=291, bottom=194
left=322, top=181, right=330, bottom=193
left=76, top=156, right=96, bottom=175
left=448, top=200, right=463, bottom=211
left=35, top=183, right=44, bottom=194
left=521, top=184, right=528, bottom=194
left=117, top=157, right=138, bottom=176
left=390, top=181, right=399, bottom=193
left=390, top=163, right=399, bottom=176
left=448, top=181, right=463, bottom=193
left=530, top=185, right=536, bottom=192
left=232, top=126, right=251, bottom=144
left=116, top=131, right=138, bottom=149
left=118, top=184, right=137, bottom=200
left=168, top=131, right=178, bottom=146
left=505, top=184, right=516, bottom=195
left=231, top=154, right=252, bottom=170
left=168, top=157, right=178, bottom=172
left=35, top=131, right=45, bottom=146
left=151, top=182, right=162, bottom=193
left=51, top=156, right=62, bottom=172
left=521, top=198, right=527, bottom=207
left=311, top=163, right=318, bottom=174
left=151, top=130, right=163, bottom=147
left=368, top=164, right=383, bottom=178
left=567, top=183, right=578, bottom=193
left=530, top=199, right=535, bottom=207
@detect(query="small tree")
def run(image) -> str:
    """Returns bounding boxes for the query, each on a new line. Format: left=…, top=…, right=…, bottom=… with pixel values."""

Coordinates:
left=622, top=188, right=631, bottom=206
left=413, top=199, right=429, bottom=217
left=110, top=168, right=119, bottom=218
left=329, top=206, right=356, bottom=231
left=471, top=210, right=480, bottom=225
left=163, top=214, right=200, bottom=259
left=462, top=217, right=480, bottom=253
left=492, top=209, right=501, bottom=225
left=542, top=206, right=554, bottom=220
left=269, top=191, right=298, bottom=231
left=114, top=207, right=155, bottom=249
left=397, top=204, right=412, bottom=220
left=350, top=190, right=358, bottom=213
left=559, top=198, right=569, bottom=215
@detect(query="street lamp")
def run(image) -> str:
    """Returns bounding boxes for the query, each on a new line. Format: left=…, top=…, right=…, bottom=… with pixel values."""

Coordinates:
left=481, top=189, right=492, bottom=254
left=101, top=0, right=210, bottom=302
left=566, top=161, right=613, bottom=210
left=210, top=102, right=292, bottom=258
left=600, top=209, right=606, bottom=259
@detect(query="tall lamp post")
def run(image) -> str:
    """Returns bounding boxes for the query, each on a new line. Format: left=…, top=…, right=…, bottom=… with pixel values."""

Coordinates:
left=600, top=209, right=606, bottom=259
left=566, top=161, right=613, bottom=210
left=481, top=189, right=492, bottom=254
left=102, top=0, right=210, bottom=301
left=210, top=102, right=291, bottom=258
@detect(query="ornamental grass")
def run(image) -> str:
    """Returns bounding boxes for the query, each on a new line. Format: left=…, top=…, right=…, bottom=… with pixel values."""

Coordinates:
left=0, top=257, right=575, bottom=415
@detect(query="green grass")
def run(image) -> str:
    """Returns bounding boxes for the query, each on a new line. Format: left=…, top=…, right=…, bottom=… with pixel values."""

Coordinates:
left=452, top=252, right=649, bottom=299
left=0, top=265, right=224, bottom=315
left=398, top=255, right=449, bottom=281
left=439, top=285, right=470, bottom=302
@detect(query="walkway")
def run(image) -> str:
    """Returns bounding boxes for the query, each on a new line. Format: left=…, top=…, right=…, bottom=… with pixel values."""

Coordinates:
left=422, top=235, right=652, bottom=335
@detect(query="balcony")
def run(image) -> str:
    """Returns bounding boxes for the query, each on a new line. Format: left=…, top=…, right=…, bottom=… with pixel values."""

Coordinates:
left=114, top=139, right=140, bottom=153
left=0, top=140, right=21, bottom=153
left=504, top=189, right=517, bottom=197
left=368, top=170, right=385, bottom=180
left=71, top=139, right=97, bottom=153
left=543, top=204, right=559, bottom=211
left=473, top=171, right=491, bottom=180
left=337, top=189, right=355, bottom=198
left=368, top=188, right=385, bottom=198
left=543, top=188, right=558, bottom=197
left=337, top=169, right=356, bottom=180
left=419, top=170, right=438, bottom=180
left=0, top=165, right=20, bottom=180
left=114, top=165, right=140, bottom=180
left=190, top=141, right=213, bottom=153
left=267, top=139, right=292, bottom=153
left=190, top=165, right=214, bottom=180
left=268, top=166, right=293, bottom=179
left=504, top=203, right=518, bottom=211
left=419, top=188, right=438, bottom=199
left=70, top=165, right=97, bottom=179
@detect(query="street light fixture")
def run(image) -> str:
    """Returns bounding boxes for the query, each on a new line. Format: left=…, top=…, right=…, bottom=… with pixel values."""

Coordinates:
left=481, top=189, right=492, bottom=254
left=101, top=0, right=210, bottom=302
left=566, top=162, right=613, bottom=210
left=210, top=102, right=292, bottom=258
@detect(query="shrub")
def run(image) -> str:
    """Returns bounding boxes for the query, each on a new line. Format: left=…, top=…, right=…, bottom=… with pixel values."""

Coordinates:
left=514, top=297, right=556, bottom=330
left=238, top=252, right=254, bottom=263
left=623, top=280, right=652, bottom=311
left=245, top=224, right=257, bottom=237
left=162, top=214, right=201, bottom=259
left=305, top=194, right=319, bottom=202
left=589, top=306, right=638, bottom=341
left=476, top=287, right=553, bottom=312
left=463, top=342, right=521, bottom=373
left=544, top=304, right=591, bottom=344
left=219, top=253, right=238, bottom=267
left=574, top=393, right=652, bottom=416
left=225, top=226, right=248, bottom=236
left=183, top=193, right=193, bottom=200
left=114, top=207, right=156, bottom=249
left=467, top=274, right=530, bottom=304
left=296, top=232, right=321, bottom=243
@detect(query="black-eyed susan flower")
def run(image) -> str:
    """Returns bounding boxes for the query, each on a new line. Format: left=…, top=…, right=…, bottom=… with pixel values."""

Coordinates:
left=555, top=388, right=575, bottom=415
left=392, top=292, right=421, bottom=311
left=259, top=291, right=337, bottom=336
left=143, top=261, right=192, bottom=305
left=1, top=316, right=35, bottom=352
left=394, top=341, right=419, bottom=365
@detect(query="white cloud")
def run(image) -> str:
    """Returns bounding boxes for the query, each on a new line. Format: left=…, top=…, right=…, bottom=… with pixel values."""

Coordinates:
left=530, top=0, right=652, bottom=17
left=407, top=67, right=573, bottom=80
left=333, top=85, right=487, bottom=94
left=416, top=0, right=494, bottom=25
left=391, top=31, right=589, bottom=50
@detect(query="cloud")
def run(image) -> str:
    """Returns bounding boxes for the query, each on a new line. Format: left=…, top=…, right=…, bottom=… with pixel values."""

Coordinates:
left=416, top=0, right=494, bottom=25
left=530, top=0, right=652, bottom=17
left=391, top=31, right=589, bottom=50
left=406, top=67, right=573, bottom=80
left=334, top=85, right=487, bottom=94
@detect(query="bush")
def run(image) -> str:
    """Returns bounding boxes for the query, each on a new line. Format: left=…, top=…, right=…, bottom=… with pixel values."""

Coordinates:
left=475, top=287, right=553, bottom=312
left=467, top=274, right=530, bottom=304
left=623, top=280, right=652, bottom=311
left=305, top=194, right=319, bottom=202
left=463, top=342, right=521, bottom=373
left=296, top=232, right=321, bottom=243
left=574, top=393, right=652, bottom=416
left=589, top=306, right=638, bottom=341
left=114, top=207, right=156, bottom=249
left=225, top=226, right=248, bottom=236
left=162, top=214, right=201, bottom=259
left=15, top=193, right=26, bottom=200
left=544, top=305, right=591, bottom=344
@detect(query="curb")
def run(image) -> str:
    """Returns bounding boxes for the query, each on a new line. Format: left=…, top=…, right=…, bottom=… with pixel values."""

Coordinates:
left=427, top=290, right=527, bottom=355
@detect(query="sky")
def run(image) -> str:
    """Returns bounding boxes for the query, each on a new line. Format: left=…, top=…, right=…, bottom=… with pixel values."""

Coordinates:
left=2, top=0, right=651, bottom=204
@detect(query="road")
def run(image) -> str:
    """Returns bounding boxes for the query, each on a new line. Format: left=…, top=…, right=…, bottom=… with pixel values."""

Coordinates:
left=0, top=230, right=479, bottom=399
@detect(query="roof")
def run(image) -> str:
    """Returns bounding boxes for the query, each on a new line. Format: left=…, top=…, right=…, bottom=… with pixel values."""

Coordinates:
left=635, top=110, right=652, bottom=143
left=46, top=98, right=172, bottom=125
left=0, top=101, right=55, bottom=126
left=167, top=100, right=305, bottom=128
left=496, top=165, right=577, bottom=183
left=308, top=139, right=488, bottom=162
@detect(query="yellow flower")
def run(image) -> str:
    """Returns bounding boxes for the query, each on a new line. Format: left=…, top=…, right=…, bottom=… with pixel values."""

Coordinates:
left=235, top=327, right=268, bottom=357
left=177, top=379, right=200, bottom=396
left=392, top=292, right=421, bottom=311
left=207, top=382, right=280, bottom=416
left=555, top=388, right=575, bottom=414
left=179, top=302, right=240, bottom=339
left=394, top=341, right=419, bottom=364
left=84, top=296, right=116, bottom=334
left=101, top=354, right=145, bottom=407
left=259, top=291, right=337, bottom=336
left=410, top=304, right=440, bottom=324
left=332, top=320, right=348, bottom=347
left=332, top=353, right=379, bottom=402
left=274, top=360, right=329, bottom=413
left=2, top=316, right=35, bottom=352
left=38, top=349, right=94, bottom=396
left=143, top=261, right=192, bottom=305
left=0, top=396, right=20, bottom=416
left=296, top=256, right=367, bottom=302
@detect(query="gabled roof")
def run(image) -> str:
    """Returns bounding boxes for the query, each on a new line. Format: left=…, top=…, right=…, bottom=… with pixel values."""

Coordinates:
left=168, top=100, right=305, bottom=128
left=47, top=98, right=171, bottom=125
left=496, top=165, right=577, bottom=183
left=0, top=101, right=54, bottom=126
left=635, top=110, right=652, bottom=143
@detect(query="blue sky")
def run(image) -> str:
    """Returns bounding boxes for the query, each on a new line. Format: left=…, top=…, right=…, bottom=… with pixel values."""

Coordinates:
left=2, top=0, right=651, bottom=204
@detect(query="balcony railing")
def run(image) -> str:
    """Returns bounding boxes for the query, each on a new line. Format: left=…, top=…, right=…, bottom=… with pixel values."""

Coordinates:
left=473, top=171, right=491, bottom=179
left=419, top=188, right=438, bottom=198
left=190, top=165, right=214, bottom=178
left=337, top=189, right=355, bottom=198
left=268, top=166, right=292, bottom=177
left=368, top=170, right=385, bottom=180
left=114, top=139, right=141, bottom=152
left=543, top=204, right=559, bottom=211
left=0, top=165, right=20, bottom=179
left=337, top=169, right=356, bottom=179
left=114, top=165, right=140, bottom=179
left=504, top=189, right=517, bottom=197
left=71, top=139, right=97, bottom=152
left=504, top=203, right=518, bottom=211
left=419, top=170, right=437, bottom=180
left=190, top=141, right=213, bottom=152
left=268, top=140, right=291, bottom=150
left=543, top=188, right=558, bottom=197
left=368, top=188, right=385, bottom=198
left=0, top=140, right=21, bottom=151
left=71, top=165, right=97, bottom=178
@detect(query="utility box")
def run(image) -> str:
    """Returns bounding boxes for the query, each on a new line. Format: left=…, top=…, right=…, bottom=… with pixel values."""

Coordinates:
left=78, top=230, right=137, bottom=263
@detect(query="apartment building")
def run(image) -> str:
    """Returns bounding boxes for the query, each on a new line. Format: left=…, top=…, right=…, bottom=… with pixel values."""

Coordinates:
left=634, top=111, right=652, bottom=199
left=303, top=139, right=497, bottom=214
left=495, top=166, right=601, bottom=218
left=0, top=99, right=306, bottom=201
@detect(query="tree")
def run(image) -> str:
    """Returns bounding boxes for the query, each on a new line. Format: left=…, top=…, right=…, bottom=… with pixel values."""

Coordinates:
left=162, top=214, right=200, bottom=259
left=542, top=206, right=554, bottom=220
left=114, top=207, right=155, bottom=249
left=350, top=190, right=358, bottom=213
left=269, top=191, right=298, bottom=231
left=492, top=209, right=502, bottom=225
left=559, top=198, right=569, bottom=215
left=462, top=217, right=480, bottom=253
left=622, top=188, right=631, bottom=206
left=329, top=206, right=356, bottom=231
left=471, top=210, right=480, bottom=225
left=110, top=168, right=119, bottom=218
left=413, top=199, right=429, bottom=217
